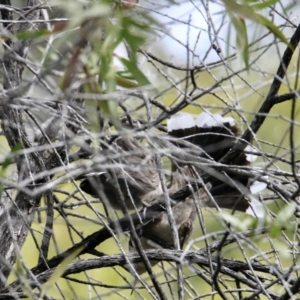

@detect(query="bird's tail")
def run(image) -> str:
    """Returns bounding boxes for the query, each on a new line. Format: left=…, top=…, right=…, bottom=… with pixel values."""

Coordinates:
left=168, top=112, right=267, bottom=217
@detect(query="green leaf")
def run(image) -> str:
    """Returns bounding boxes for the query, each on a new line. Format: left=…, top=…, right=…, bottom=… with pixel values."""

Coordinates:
left=120, top=57, right=150, bottom=86
left=13, top=255, right=36, bottom=299
left=275, top=202, right=295, bottom=225
left=14, top=29, right=52, bottom=40
left=0, top=143, right=22, bottom=176
left=251, top=0, right=280, bottom=10
left=98, top=52, right=120, bottom=128
left=115, top=74, right=140, bottom=88
left=217, top=211, right=253, bottom=231
left=257, top=15, right=289, bottom=46
left=1, top=158, right=13, bottom=172
left=224, top=0, right=288, bottom=44
left=269, top=203, right=296, bottom=237
left=12, top=143, right=23, bottom=153
left=41, top=247, right=83, bottom=297
left=223, top=0, right=289, bottom=68
left=230, top=14, right=249, bottom=69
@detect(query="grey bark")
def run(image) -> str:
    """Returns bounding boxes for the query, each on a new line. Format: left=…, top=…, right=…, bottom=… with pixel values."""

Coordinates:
left=0, top=0, right=43, bottom=289
left=0, top=0, right=83, bottom=289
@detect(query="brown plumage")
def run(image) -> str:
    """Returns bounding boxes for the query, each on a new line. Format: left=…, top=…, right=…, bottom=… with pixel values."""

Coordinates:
left=80, top=112, right=267, bottom=277
left=80, top=136, right=162, bottom=210
left=128, top=171, right=210, bottom=275
left=127, top=112, right=266, bottom=277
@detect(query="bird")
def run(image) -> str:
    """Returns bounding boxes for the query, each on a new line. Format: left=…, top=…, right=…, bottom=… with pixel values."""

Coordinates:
left=80, top=112, right=265, bottom=211
left=79, top=135, right=163, bottom=211
left=127, top=171, right=211, bottom=276
left=167, top=112, right=266, bottom=215
left=127, top=111, right=267, bottom=277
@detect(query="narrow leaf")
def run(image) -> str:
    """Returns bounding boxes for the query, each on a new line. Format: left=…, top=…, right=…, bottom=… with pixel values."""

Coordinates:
left=120, top=58, right=150, bottom=86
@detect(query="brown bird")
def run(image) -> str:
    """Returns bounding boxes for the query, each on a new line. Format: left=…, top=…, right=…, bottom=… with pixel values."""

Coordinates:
left=128, top=112, right=267, bottom=276
left=128, top=168, right=211, bottom=275
left=80, top=111, right=267, bottom=277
